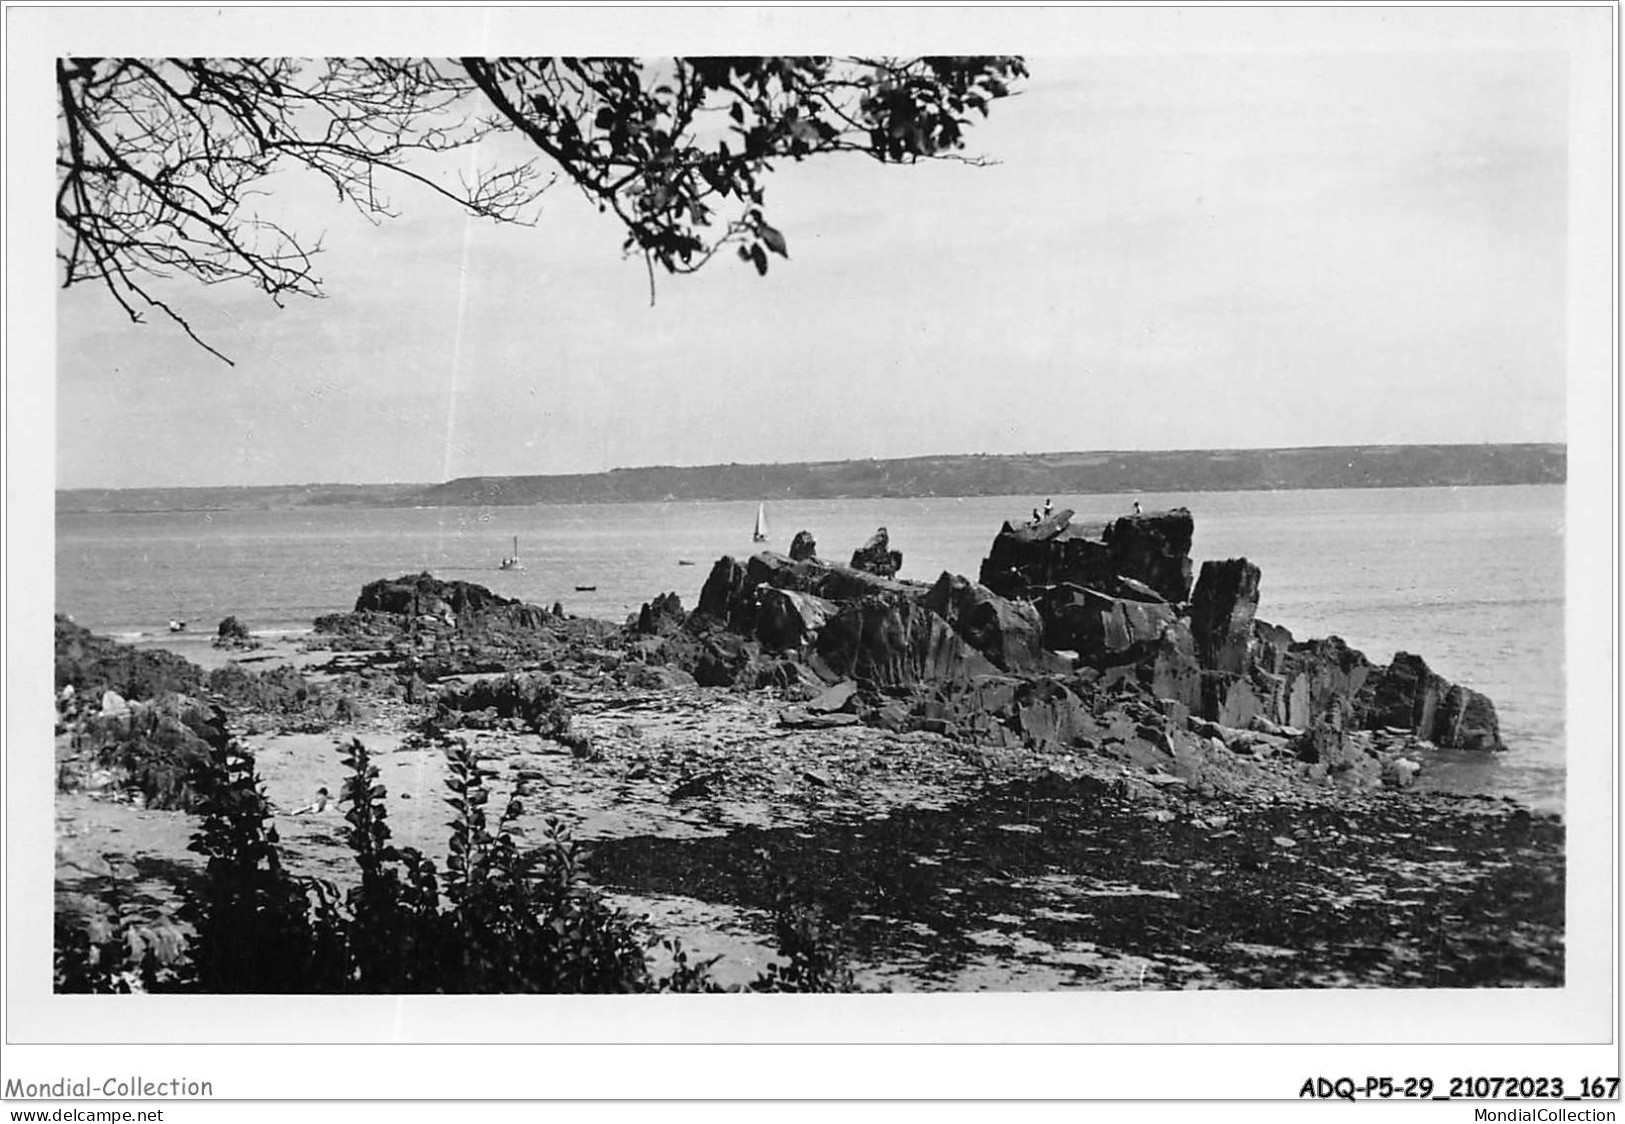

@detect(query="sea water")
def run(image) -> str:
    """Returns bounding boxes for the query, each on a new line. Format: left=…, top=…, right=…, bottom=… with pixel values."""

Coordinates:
left=54, top=485, right=1565, bottom=812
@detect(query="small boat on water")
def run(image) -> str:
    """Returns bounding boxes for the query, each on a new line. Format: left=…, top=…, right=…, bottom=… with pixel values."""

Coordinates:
left=677, top=560, right=696, bottom=566
left=574, top=585, right=597, bottom=592
left=167, top=619, right=187, bottom=633
left=752, top=502, right=769, bottom=543
left=499, top=536, right=525, bottom=572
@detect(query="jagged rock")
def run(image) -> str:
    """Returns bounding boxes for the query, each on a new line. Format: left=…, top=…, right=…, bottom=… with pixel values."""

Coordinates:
left=850, top=527, right=903, bottom=578
left=1042, top=584, right=1178, bottom=667
left=977, top=507, right=1194, bottom=606
left=1140, top=620, right=1202, bottom=712
left=755, top=587, right=836, bottom=651
left=695, top=556, right=750, bottom=627
left=632, top=591, right=686, bottom=636
left=1362, top=652, right=1449, bottom=739
left=1279, top=637, right=1374, bottom=730
left=1200, top=668, right=1286, bottom=729
left=1011, top=677, right=1095, bottom=750
left=1100, top=508, right=1196, bottom=603
left=978, top=509, right=1113, bottom=599
left=1433, top=683, right=1504, bottom=751
left=693, top=633, right=758, bottom=688
left=1251, top=619, right=1295, bottom=674
left=815, top=597, right=996, bottom=688
left=789, top=530, right=819, bottom=562
left=355, top=573, right=546, bottom=627
left=1189, top=558, right=1261, bottom=673
left=920, top=572, right=1064, bottom=674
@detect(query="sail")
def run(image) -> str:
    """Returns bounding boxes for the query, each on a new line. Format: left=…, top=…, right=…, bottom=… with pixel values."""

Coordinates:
left=753, top=503, right=768, bottom=542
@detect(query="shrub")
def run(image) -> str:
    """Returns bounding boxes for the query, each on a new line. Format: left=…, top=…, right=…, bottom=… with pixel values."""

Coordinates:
left=59, top=731, right=861, bottom=994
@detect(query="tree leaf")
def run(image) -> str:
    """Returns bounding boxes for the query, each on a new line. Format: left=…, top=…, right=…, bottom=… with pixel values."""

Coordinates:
left=750, top=243, right=768, bottom=276
left=759, top=223, right=788, bottom=258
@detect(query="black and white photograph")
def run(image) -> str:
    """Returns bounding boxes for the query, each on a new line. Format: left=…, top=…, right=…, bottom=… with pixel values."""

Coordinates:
left=4, top=3, right=1618, bottom=1113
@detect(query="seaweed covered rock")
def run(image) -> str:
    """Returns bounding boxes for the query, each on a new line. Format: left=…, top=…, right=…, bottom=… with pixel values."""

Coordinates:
left=212, top=615, right=259, bottom=650
left=354, top=573, right=550, bottom=630
left=434, top=672, right=576, bottom=740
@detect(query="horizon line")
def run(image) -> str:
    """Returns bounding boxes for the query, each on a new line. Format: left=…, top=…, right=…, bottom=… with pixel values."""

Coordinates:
left=56, top=439, right=1568, bottom=494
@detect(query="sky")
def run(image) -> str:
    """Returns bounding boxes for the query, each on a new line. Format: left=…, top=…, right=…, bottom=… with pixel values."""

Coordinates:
left=30, top=9, right=1606, bottom=489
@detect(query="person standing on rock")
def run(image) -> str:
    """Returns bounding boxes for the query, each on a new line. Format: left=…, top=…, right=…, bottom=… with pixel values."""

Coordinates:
left=1133, top=500, right=1142, bottom=515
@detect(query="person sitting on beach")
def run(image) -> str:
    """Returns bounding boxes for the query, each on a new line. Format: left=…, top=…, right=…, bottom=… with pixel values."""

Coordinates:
left=290, top=787, right=333, bottom=816
left=1031, top=507, right=1041, bottom=524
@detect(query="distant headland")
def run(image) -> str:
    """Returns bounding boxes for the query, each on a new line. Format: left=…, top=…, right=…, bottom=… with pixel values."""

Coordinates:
left=56, top=443, right=1565, bottom=514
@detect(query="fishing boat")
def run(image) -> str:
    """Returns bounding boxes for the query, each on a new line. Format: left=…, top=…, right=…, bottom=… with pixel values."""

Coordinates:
left=752, top=502, right=769, bottom=543
left=167, top=619, right=187, bottom=633
left=499, top=536, right=524, bottom=571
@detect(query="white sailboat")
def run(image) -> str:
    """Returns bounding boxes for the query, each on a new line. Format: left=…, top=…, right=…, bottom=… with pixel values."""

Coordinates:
left=499, top=536, right=524, bottom=571
left=752, top=503, right=769, bottom=543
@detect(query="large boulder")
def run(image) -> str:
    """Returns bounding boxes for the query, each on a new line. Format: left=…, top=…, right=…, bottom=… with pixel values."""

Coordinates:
left=978, top=510, right=1115, bottom=600
left=850, top=527, right=903, bottom=578
left=920, top=572, right=1063, bottom=674
left=352, top=573, right=551, bottom=631
left=755, top=587, right=837, bottom=652
left=1041, top=584, right=1178, bottom=667
left=1189, top=558, right=1262, bottom=673
left=1279, top=637, right=1374, bottom=730
left=1101, top=508, right=1196, bottom=604
left=1433, top=684, right=1504, bottom=751
left=694, top=556, right=750, bottom=628
left=1362, top=652, right=1449, bottom=736
left=815, top=598, right=997, bottom=689
left=788, top=530, right=819, bottom=562
left=977, top=506, right=1195, bottom=607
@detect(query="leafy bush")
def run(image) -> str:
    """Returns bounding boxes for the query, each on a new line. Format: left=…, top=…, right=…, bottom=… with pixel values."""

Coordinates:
left=58, top=729, right=860, bottom=994
left=68, top=696, right=232, bottom=810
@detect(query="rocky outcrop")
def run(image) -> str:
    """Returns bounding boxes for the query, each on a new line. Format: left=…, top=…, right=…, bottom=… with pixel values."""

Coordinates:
left=816, top=597, right=997, bottom=689
left=850, top=527, right=903, bottom=578
left=789, top=530, right=819, bottom=562
left=1189, top=558, right=1261, bottom=673
left=1279, top=637, right=1373, bottom=730
left=755, top=587, right=837, bottom=652
left=353, top=573, right=550, bottom=630
left=1434, top=684, right=1503, bottom=751
left=1041, top=584, right=1178, bottom=667
left=1364, top=652, right=1450, bottom=736
left=1100, top=509, right=1196, bottom=604
left=920, top=572, right=1063, bottom=675
left=633, top=592, right=686, bottom=636
left=1362, top=652, right=1503, bottom=750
